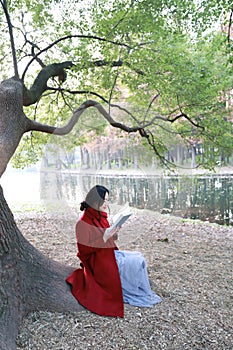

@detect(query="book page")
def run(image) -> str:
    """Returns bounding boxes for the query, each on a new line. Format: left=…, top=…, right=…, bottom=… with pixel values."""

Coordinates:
left=103, top=205, right=132, bottom=242
left=112, top=205, right=132, bottom=227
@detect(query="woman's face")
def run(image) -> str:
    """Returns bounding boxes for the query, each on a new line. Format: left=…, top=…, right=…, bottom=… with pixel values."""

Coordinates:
left=98, top=192, right=109, bottom=212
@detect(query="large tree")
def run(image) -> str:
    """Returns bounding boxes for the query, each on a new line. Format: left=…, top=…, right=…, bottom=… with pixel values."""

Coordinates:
left=0, top=0, right=232, bottom=348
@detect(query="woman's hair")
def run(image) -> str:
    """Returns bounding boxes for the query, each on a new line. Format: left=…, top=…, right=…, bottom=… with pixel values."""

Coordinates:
left=80, top=185, right=109, bottom=211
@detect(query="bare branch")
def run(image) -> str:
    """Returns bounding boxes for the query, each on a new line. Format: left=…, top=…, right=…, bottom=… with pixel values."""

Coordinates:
left=106, top=0, right=137, bottom=37
left=90, top=59, right=144, bottom=75
left=47, top=86, right=110, bottom=102
left=168, top=112, right=204, bottom=129
left=108, top=58, right=121, bottom=114
left=167, top=96, right=204, bottom=129
left=144, top=94, right=160, bottom=122
left=227, top=8, right=233, bottom=47
left=141, top=129, right=172, bottom=169
left=1, top=0, right=19, bottom=78
left=21, top=34, right=133, bottom=81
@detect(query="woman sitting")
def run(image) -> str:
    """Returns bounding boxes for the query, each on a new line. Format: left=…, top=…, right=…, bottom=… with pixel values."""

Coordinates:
left=66, top=185, right=161, bottom=318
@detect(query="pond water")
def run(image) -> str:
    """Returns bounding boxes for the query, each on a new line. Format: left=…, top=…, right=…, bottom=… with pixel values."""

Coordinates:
left=65, top=173, right=232, bottom=226
left=1, top=169, right=233, bottom=226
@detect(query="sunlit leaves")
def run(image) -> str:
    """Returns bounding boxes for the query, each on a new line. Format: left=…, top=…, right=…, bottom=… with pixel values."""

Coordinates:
left=1, top=0, right=232, bottom=169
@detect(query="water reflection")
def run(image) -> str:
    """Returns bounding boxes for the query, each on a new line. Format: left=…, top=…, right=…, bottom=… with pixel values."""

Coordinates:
left=40, top=172, right=233, bottom=226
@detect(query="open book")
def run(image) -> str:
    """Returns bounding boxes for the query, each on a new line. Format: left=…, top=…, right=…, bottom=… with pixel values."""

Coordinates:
left=103, top=206, right=132, bottom=242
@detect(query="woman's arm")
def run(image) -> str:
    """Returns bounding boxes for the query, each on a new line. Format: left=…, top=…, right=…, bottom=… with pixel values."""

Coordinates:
left=76, top=220, right=116, bottom=250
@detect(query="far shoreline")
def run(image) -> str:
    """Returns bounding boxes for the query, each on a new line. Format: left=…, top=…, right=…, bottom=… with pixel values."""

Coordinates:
left=3, top=163, right=233, bottom=177
left=42, top=165, right=233, bottom=177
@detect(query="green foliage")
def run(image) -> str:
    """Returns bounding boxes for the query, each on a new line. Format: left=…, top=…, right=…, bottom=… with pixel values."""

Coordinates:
left=10, top=133, right=46, bottom=168
left=0, top=0, right=232, bottom=169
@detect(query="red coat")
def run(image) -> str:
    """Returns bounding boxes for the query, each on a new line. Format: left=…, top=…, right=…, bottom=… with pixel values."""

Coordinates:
left=66, top=207, right=124, bottom=318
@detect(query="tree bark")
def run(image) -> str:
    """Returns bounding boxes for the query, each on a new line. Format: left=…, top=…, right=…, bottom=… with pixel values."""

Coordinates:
left=0, top=78, right=28, bottom=176
left=0, top=186, right=83, bottom=350
left=22, top=61, right=73, bottom=106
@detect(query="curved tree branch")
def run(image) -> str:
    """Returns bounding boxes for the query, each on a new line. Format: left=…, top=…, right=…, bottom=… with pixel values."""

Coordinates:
left=168, top=96, right=204, bottom=129
left=22, top=61, right=74, bottom=106
left=168, top=112, right=204, bottom=129
left=48, top=84, right=203, bottom=130
left=25, top=99, right=160, bottom=136
left=44, top=86, right=142, bottom=124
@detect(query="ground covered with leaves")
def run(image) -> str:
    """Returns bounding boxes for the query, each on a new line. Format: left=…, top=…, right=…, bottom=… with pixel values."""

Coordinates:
left=15, top=208, right=233, bottom=350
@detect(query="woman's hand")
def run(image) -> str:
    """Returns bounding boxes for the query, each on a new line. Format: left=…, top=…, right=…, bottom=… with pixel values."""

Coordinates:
left=113, top=227, right=121, bottom=240
left=103, top=226, right=121, bottom=242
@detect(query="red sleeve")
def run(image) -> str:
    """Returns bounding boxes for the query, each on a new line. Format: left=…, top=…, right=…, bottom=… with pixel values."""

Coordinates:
left=76, top=220, right=116, bottom=251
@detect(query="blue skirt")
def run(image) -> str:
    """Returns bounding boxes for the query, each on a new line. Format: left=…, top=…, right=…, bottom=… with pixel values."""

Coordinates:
left=114, top=250, right=162, bottom=307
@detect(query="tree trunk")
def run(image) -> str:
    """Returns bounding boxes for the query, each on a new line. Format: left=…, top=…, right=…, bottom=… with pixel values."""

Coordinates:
left=0, top=186, right=83, bottom=350
left=106, top=146, right=112, bottom=170
left=0, top=78, right=28, bottom=176
left=191, top=145, right=197, bottom=168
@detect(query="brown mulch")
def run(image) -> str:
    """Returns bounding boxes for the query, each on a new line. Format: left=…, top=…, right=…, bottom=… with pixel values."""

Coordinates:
left=15, top=208, right=233, bottom=350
